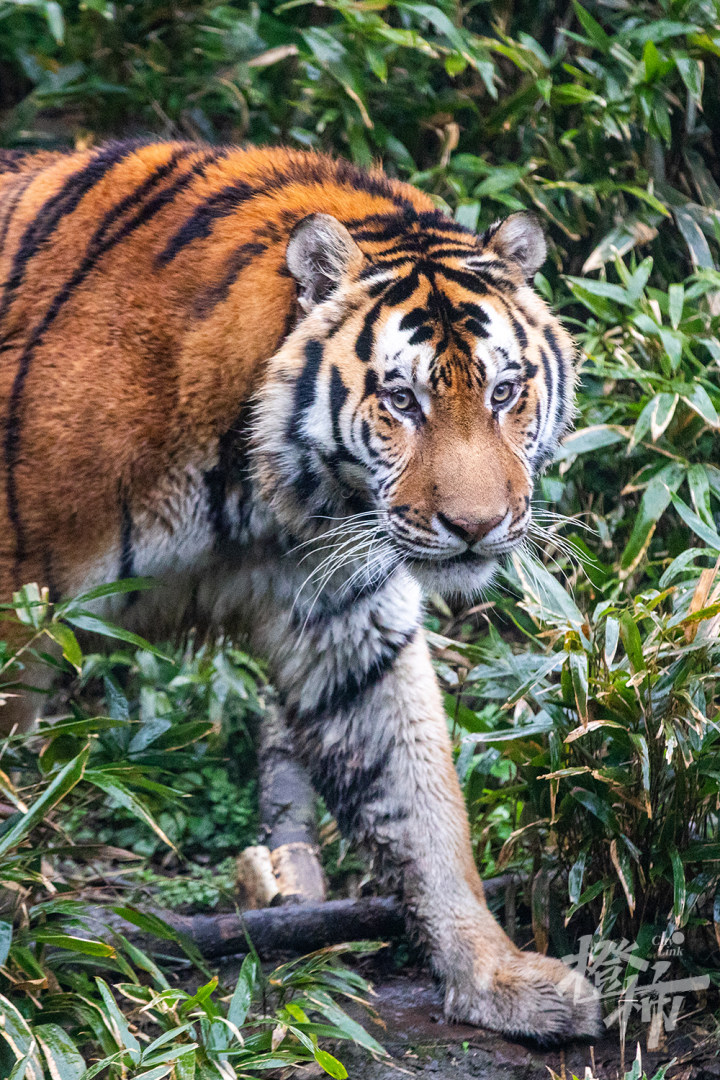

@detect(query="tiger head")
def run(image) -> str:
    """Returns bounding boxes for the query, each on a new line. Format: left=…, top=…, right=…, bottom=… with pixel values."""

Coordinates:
left=254, top=210, right=575, bottom=599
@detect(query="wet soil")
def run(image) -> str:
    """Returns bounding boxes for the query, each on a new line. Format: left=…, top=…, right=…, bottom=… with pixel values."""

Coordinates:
left=236, top=965, right=719, bottom=1080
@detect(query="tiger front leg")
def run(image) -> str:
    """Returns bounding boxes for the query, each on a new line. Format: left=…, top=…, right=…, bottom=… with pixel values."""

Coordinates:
left=277, top=592, right=601, bottom=1045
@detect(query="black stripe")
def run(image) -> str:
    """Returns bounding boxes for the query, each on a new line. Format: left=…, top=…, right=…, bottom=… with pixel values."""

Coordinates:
left=357, top=270, right=420, bottom=364
left=93, top=145, right=195, bottom=249
left=157, top=180, right=255, bottom=267
left=434, top=264, right=498, bottom=295
left=0, top=172, right=36, bottom=256
left=539, top=345, right=555, bottom=442
left=0, top=141, right=142, bottom=327
left=159, top=157, right=416, bottom=268
left=329, top=365, right=349, bottom=448
left=363, top=368, right=378, bottom=400
left=543, top=325, right=568, bottom=415
left=119, top=498, right=135, bottom=580
left=193, top=241, right=267, bottom=318
left=287, top=339, right=324, bottom=443
left=409, top=325, right=434, bottom=346
left=291, top=627, right=416, bottom=722
left=203, top=425, right=240, bottom=543
left=4, top=152, right=210, bottom=574
left=293, top=456, right=322, bottom=504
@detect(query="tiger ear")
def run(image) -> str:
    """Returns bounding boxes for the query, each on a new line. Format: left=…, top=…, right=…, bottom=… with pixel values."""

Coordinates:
left=485, top=212, right=547, bottom=282
left=286, top=213, right=363, bottom=313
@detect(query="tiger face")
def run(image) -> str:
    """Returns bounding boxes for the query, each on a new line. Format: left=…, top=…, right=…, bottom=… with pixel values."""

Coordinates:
left=255, top=210, right=575, bottom=599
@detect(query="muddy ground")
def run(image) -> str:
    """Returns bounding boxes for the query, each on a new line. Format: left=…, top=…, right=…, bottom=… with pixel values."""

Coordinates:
left=217, top=960, right=719, bottom=1080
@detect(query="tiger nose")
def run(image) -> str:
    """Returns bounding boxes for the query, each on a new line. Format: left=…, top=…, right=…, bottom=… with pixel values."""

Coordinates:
left=438, top=512, right=506, bottom=544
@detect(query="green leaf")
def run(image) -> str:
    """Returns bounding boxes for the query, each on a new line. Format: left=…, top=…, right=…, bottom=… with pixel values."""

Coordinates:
left=570, top=787, right=617, bottom=829
left=682, top=383, right=719, bottom=428
left=675, top=55, right=704, bottom=103
left=552, top=83, right=600, bottom=105
left=0, top=745, right=90, bottom=859
left=13, top=583, right=49, bottom=628
left=58, top=577, right=156, bottom=611
left=111, top=905, right=210, bottom=975
left=649, top=392, right=678, bottom=441
left=8, top=1050, right=40, bottom=1080
left=43, top=1, right=65, bottom=43
left=643, top=40, right=664, bottom=82
left=85, top=770, right=177, bottom=851
left=565, top=276, right=630, bottom=304
left=35, top=1024, right=85, bottom=1080
left=45, top=623, right=83, bottom=672
left=227, top=954, right=258, bottom=1031
left=314, top=1049, right=348, bottom=1078
left=669, top=845, right=687, bottom=926
left=610, top=838, right=636, bottom=915
left=555, top=424, right=625, bottom=461
left=0, top=994, right=42, bottom=1080
left=31, top=931, right=116, bottom=957
left=620, top=464, right=685, bottom=572
left=63, top=611, right=171, bottom=659
left=668, top=283, right=684, bottom=329
left=687, top=464, right=714, bottom=528
left=397, top=3, right=479, bottom=71
left=569, top=651, right=588, bottom=724
left=675, top=206, right=715, bottom=268
left=619, top=612, right=645, bottom=674
left=657, top=326, right=685, bottom=370
left=0, top=920, right=11, bottom=967
left=468, top=718, right=555, bottom=743
left=629, top=734, right=651, bottom=812
left=604, top=616, right=620, bottom=667
left=568, top=848, right=588, bottom=905
left=512, top=552, right=587, bottom=635
left=301, top=990, right=386, bottom=1056
left=95, top=977, right=141, bottom=1059
left=670, top=494, right=720, bottom=550
left=572, top=1, right=610, bottom=52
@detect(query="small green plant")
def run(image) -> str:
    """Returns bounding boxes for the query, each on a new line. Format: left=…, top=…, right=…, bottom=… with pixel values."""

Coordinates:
left=551, top=1043, right=675, bottom=1079
left=0, top=585, right=386, bottom=1078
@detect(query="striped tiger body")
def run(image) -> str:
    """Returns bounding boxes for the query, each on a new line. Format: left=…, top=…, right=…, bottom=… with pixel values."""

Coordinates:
left=0, top=141, right=597, bottom=1043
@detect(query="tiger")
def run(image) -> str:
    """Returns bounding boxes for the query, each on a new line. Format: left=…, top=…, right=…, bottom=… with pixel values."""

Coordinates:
left=0, top=140, right=599, bottom=1043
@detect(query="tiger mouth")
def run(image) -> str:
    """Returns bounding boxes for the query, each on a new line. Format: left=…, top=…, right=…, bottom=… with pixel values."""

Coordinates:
left=405, top=549, right=494, bottom=568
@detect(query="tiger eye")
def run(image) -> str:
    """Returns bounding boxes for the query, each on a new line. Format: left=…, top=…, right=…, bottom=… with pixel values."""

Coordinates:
left=390, top=388, right=417, bottom=412
left=491, top=381, right=515, bottom=407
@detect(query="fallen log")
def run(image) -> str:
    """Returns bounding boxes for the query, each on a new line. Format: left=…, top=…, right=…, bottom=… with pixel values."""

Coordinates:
left=111, top=897, right=404, bottom=959
left=108, top=877, right=516, bottom=960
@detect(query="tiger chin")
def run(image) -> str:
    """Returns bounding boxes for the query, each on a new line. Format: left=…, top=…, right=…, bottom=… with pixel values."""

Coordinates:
left=0, top=142, right=600, bottom=1045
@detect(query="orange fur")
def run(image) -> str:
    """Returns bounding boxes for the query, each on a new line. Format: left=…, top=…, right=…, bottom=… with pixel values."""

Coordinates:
left=0, top=142, right=437, bottom=602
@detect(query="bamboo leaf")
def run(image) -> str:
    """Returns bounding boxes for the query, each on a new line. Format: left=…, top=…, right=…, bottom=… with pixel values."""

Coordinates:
left=95, top=977, right=141, bottom=1059
left=669, top=845, right=687, bottom=926
left=610, top=838, right=636, bottom=915
left=0, top=745, right=90, bottom=859
left=85, top=770, right=177, bottom=852
left=34, top=1024, right=85, bottom=1080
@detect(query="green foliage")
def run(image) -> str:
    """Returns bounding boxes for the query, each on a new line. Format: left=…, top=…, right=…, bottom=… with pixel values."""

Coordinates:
left=552, top=1044, right=675, bottom=1080
left=72, top=641, right=263, bottom=859
left=0, top=589, right=386, bottom=1078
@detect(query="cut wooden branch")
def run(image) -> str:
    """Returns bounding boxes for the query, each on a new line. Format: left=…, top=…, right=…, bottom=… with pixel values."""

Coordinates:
left=99, top=876, right=518, bottom=961
left=235, top=845, right=280, bottom=909
left=237, top=704, right=326, bottom=906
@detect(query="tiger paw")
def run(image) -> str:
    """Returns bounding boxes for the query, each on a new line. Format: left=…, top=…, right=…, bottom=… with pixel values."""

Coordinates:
left=443, top=950, right=602, bottom=1046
